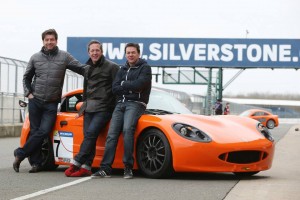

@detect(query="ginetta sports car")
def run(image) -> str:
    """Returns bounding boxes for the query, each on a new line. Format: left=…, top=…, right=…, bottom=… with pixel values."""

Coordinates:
left=240, top=109, right=279, bottom=129
left=19, top=89, right=275, bottom=178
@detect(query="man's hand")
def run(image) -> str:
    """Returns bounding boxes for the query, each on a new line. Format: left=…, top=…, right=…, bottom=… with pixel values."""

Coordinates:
left=28, top=93, right=34, bottom=99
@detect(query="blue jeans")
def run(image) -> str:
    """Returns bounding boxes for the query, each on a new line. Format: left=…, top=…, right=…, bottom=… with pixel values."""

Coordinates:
left=100, top=102, right=145, bottom=172
left=16, top=98, right=58, bottom=165
left=74, top=111, right=112, bottom=168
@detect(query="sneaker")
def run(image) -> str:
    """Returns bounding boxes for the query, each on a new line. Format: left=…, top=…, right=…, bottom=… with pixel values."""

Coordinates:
left=91, top=169, right=111, bottom=178
left=123, top=167, right=133, bottom=179
left=70, top=168, right=92, bottom=177
left=65, top=165, right=80, bottom=177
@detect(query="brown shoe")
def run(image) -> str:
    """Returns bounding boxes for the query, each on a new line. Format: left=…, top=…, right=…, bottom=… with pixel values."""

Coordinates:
left=13, top=150, right=22, bottom=173
left=29, top=165, right=42, bottom=173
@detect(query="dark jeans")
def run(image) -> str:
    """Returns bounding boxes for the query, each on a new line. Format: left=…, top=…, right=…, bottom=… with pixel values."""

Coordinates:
left=15, top=98, right=58, bottom=165
left=74, top=111, right=112, bottom=167
left=100, top=102, right=145, bottom=172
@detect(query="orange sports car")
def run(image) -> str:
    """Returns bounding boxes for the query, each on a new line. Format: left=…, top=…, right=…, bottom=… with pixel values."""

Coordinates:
left=240, top=109, right=279, bottom=129
left=19, top=89, right=275, bottom=178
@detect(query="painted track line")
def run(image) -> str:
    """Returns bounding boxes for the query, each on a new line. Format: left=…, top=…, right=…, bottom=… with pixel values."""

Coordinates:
left=10, top=177, right=91, bottom=200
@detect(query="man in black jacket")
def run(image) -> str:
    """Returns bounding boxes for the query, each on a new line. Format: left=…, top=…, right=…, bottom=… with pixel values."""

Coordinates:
left=65, top=40, right=119, bottom=177
left=92, top=43, right=152, bottom=179
left=13, top=29, right=86, bottom=173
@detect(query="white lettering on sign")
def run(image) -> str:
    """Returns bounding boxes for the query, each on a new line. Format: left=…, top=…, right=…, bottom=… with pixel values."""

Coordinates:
left=102, top=42, right=297, bottom=65
left=247, top=44, right=262, bottom=62
left=263, top=45, right=277, bottom=61
left=220, top=44, right=233, bottom=62
left=102, top=43, right=126, bottom=59
left=169, top=44, right=181, bottom=60
left=179, top=43, right=193, bottom=60
left=233, top=44, right=247, bottom=61
left=279, top=45, right=291, bottom=62
left=149, top=43, right=161, bottom=60
left=194, top=44, right=206, bottom=61
left=207, top=44, right=220, bottom=61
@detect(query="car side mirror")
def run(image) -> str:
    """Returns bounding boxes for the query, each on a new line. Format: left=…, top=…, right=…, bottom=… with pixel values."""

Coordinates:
left=75, top=102, right=83, bottom=111
left=19, top=100, right=28, bottom=107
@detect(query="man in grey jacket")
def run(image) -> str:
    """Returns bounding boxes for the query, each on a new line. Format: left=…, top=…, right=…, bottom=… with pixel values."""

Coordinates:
left=13, top=29, right=86, bottom=173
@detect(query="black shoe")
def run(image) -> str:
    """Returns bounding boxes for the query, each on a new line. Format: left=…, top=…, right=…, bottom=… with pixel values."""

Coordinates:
left=91, top=169, right=111, bottom=178
left=124, top=167, right=133, bottom=179
left=13, top=149, right=22, bottom=173
left=29, top=165, right=42, bottom=173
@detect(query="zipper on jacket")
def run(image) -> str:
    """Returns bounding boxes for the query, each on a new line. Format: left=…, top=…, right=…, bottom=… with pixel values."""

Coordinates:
left=122, top=68, right=131, bottom=102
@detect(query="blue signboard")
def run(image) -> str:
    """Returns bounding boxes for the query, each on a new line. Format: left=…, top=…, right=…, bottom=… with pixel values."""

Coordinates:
left=67, top=37, right=300, bottom=68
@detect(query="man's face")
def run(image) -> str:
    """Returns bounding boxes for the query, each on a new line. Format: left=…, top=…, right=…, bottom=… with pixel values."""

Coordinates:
left=88, top=43, right=103, bottom=64
left=125, top=46, right=140, bottom=66
left=43, top=34, right=57, bottom=51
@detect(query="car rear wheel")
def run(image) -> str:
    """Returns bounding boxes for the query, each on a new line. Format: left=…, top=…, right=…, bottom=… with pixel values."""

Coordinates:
left=136, top=129, right=173, bottom=178
left=233, top=171, right=259, bottom=177
left=28, top=136, right=58, bottom=170
left=266, top=120, right=275, bottom=129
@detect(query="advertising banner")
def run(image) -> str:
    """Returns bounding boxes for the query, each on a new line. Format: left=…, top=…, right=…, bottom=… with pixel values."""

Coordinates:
left=67, top=37, right=300, bottom=68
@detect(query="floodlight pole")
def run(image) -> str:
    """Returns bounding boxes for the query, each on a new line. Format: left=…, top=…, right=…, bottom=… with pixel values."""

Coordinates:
left=216, top=68, right=223, bottom=101
left=205, top=68, right=213, bottom=115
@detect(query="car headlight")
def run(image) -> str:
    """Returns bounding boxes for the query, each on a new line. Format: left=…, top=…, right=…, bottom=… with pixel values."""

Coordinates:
left=257, top=123, right=274, bottom=142
left=173, top=123, right=211, bottom=142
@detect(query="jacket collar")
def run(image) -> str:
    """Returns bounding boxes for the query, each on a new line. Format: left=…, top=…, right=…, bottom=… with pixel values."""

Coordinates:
left=41, top=46, right=59, bottom=56
left=124, top=58, right=147, bottom=69
left=86, top=56, right=105, bottom=67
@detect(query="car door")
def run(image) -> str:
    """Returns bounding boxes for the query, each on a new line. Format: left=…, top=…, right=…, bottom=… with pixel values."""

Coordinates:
left=251, top=111, right=267, bottom=125
left=52, top=93, right=108, bottom=166
left=52, top=94, right=84, bottom=164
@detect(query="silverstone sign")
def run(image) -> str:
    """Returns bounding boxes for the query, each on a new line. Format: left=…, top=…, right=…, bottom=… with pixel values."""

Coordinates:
left=67, top=37, right=300, bottom=68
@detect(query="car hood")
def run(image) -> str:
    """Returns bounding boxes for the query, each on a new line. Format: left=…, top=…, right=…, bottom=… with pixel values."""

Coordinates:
left=153, top=114, right=265, bottom=144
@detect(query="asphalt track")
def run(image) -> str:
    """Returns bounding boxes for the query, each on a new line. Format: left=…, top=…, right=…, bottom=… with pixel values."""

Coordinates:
left=225, top=123, right=300, bottom=200
left=1, top=122, right=299, bottom=200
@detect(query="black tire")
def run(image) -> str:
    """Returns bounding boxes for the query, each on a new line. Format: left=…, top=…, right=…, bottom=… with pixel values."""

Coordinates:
left=266, top=120, right=275, bottom=129
left=28, top=136, right=58, bottom=170
left=136, top=129, right=173, bottom=178
left=233, top=171, right=259, bottom=177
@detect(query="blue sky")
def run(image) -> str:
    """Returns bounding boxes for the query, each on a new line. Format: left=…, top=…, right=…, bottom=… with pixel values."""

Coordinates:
left=0, top=0, right=299, bottom=95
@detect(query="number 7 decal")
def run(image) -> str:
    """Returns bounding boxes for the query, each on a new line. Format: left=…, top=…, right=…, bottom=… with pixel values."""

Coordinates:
left=54, top=139, right=61, bottom=157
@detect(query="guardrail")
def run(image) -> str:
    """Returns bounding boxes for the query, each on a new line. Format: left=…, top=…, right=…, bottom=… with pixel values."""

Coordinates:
left=0, top=56, right=83, bottom=125
left=0, top=92, right=25, bottom=124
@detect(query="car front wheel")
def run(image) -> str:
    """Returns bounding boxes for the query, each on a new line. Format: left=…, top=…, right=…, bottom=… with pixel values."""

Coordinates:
left=266, top=120, right=275, bottom=129
left=136, top=129, right=173, bottom=178
left=28, top=136, right=58, bottom=170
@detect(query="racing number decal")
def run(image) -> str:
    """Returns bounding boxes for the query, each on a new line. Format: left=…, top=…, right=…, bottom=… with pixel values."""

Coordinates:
left=53, top=131, right=74, bottom=163
left=54, top=139, right=61, bottom=157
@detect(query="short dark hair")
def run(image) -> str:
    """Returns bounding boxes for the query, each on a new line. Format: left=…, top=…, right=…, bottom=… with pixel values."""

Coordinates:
left=125, top=43, right=140, bottom=54
left=42, top=29, right=58, bottom=40
left=87, top=40, right=103, bottom=52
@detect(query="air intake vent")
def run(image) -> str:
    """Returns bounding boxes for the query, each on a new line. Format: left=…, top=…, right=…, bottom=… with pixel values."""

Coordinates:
left=219, top=151, right=267, bottom=164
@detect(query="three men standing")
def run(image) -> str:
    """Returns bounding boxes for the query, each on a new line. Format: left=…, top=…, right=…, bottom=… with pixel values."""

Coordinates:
left=14, top=32, right=152, bottom=180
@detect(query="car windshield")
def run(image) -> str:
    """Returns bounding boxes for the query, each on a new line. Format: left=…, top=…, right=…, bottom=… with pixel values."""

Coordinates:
left=240, top=110, right=251, bottom=116
left=146, top=89, right=192, bottom=114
